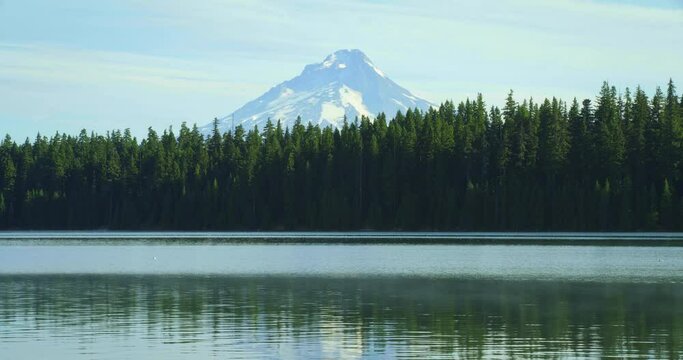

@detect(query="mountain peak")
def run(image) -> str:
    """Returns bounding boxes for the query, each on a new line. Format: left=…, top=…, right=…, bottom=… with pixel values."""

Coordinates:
left=328, top=48, right=368, bottom=60
left=203, top=49, right=433, bottom=133
left=302, top=49, right=384, bottom=78
left=323, top=49, right=371, bottom=66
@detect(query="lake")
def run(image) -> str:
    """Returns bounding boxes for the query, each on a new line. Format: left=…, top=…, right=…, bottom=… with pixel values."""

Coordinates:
left=1, top=233, right=682, bottom=359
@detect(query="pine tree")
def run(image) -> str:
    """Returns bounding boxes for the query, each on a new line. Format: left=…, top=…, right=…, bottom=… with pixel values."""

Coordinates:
left=660, top=178, right=673, bottom=229
left=594, top=82, right=625, bottom=180
left=661, top=80, right=682, bottom=180
left=538, top=98, right=569, bottom=176
left=568, top=99, right=589, bottom=179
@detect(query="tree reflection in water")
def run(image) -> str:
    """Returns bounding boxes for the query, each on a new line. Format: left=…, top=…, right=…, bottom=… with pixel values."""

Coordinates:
left=0, top=275, right=681, bottom=359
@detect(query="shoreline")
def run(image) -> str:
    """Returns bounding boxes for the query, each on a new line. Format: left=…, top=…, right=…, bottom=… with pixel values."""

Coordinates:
left=2, top=231, right=683, bottom=245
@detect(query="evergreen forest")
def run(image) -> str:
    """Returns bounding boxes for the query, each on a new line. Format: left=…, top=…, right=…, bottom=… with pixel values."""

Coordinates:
left=1, top=81, right=682, bottom=230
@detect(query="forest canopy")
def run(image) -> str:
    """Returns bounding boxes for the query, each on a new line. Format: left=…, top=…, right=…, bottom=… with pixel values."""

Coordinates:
left=0, top=80, right=681, bottom=230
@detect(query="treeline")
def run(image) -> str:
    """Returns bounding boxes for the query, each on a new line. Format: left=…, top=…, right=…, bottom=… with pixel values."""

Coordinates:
left=0, top=81, right=682, bottom=230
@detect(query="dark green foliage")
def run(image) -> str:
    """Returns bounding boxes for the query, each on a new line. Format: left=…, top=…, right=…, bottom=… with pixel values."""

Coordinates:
left=0, top=81, right=681, bottom=230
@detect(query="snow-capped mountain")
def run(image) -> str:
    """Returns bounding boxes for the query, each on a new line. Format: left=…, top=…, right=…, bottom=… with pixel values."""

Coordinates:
left=202, top=49, right=434, bottom=133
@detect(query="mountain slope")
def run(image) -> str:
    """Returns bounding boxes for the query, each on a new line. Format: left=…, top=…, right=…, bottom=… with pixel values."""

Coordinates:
left=203, top=49, right=433, bottom=133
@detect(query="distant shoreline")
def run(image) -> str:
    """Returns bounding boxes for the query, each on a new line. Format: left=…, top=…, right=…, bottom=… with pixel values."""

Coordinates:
left=2, top=231, right=683, bottom=246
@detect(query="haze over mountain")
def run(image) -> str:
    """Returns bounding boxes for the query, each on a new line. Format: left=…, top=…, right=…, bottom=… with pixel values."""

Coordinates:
left=202, top=49, right=433, bottom=133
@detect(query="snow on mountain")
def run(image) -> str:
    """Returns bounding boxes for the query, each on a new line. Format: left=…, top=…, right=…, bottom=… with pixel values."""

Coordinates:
left=202, top=49, right=434, bottom=134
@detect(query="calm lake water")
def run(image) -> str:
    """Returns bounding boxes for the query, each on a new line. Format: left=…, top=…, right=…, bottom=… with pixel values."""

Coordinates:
left=1, top=233, right=682, bottom=359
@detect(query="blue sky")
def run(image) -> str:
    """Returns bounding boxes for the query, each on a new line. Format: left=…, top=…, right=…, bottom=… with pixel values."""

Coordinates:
left=1, top=0, right=682, bottom=140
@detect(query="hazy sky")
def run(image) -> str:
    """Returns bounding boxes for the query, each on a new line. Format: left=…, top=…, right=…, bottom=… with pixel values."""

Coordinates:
left=1, top=0, right=682, bottom=140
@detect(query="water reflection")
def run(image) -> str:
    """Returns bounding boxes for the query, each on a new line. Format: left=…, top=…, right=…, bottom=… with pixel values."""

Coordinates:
left=1, top=275, right=681, bottom=359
